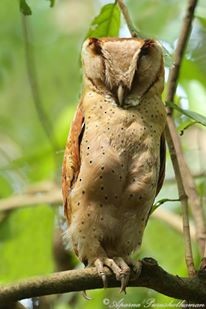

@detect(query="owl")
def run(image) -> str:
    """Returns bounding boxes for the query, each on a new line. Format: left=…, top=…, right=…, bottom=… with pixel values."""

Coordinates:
left=62, top=37, right=166, bottom=292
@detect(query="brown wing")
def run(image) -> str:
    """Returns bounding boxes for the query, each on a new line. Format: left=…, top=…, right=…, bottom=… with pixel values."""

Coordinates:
left=62, top=101, right=84, bottom=224
left=155, top=132, right=166, bottom=196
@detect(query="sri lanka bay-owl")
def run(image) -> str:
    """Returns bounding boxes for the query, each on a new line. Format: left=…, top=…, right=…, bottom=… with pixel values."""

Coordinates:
left=62, top=37, right=166, bottom=292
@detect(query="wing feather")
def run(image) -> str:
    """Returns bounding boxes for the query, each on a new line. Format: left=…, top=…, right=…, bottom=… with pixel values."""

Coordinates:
left=156, top=132, right=166, bottom=196
left=62, top=102, right=84, bottom=223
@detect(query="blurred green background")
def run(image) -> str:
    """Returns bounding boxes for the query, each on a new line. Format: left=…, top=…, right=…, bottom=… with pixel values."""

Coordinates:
left=0, top=0, right=206, bottom=308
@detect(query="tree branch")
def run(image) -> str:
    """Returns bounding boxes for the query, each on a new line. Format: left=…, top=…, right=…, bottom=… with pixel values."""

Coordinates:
left=0, top=258, right=206, bottom=304
left=166, top=0, right=198, bottom=103
left=117, top=0, right=142, bottom=37
left=165, top=0, right=206, bottom=272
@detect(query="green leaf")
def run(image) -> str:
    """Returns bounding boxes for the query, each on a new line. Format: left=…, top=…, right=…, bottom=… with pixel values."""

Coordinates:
left=151, top=198, right=180, bottom=213
left=86, top=3, right=121, bottom=38
left=166, top=101, right=206, bottom=127
left=0, top=205, right=55, bottom=283
left=48, top=0, right=55, bottom=8
left=19, top=0, right=32, bottom=16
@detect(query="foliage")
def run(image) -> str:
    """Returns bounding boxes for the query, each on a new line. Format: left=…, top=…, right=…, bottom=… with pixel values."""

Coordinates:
left=0, top=0, right=206, bottom=307
left=20, top=0, right=32, bottom=16
left=166, top=101, right=206, bottom=126
left=86, top=3, right=121, bottom=38
left=19, top=0, right=55, bottom=15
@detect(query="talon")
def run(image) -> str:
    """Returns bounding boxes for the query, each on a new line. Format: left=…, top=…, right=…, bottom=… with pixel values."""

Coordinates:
left=94, top=256, right=131, bottom=292
left=120, top=276, right=127, bottom=294
left=101, top=273, right=107, bottom=288
left=81, top=290, right=92, bottom=300
left=132, top=260, right=142, bottom=276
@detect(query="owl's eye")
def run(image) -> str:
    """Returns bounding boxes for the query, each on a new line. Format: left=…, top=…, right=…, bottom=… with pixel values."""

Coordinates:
left=88, top=38, right=102, bottom=55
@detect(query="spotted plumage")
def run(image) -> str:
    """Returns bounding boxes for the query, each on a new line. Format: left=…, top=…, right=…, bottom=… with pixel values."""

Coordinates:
left=62, top=37, right=166, bottom=291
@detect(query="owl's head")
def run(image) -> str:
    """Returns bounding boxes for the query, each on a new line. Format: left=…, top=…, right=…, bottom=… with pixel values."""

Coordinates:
left=81, top=37, right=164, bottom=107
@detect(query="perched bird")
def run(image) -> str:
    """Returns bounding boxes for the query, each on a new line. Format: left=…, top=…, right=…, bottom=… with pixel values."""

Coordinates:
left=62, top=37, right=166, bottom=292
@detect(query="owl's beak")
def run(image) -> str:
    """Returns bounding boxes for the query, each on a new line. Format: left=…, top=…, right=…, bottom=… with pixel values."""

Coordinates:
left=117, top=83, right=125, bottom=106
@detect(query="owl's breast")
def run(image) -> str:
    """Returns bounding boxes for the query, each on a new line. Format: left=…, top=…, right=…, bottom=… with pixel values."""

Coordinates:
left=72, top=92, right=165, bottom=207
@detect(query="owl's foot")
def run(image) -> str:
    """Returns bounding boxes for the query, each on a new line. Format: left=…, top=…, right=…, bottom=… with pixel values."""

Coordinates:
left=94, top=257, right=130, bottom=293
left=126, top=258, right=142, bottom=277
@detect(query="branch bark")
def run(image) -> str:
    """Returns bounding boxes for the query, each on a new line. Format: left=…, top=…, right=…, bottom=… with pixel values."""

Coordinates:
left=0, top=258, right=206, bottom=304
left=165, top=0, right=206, bottom=272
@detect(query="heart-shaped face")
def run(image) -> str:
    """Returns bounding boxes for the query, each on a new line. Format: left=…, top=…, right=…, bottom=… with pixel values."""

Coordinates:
left=81, top=37, right=164, bottom=107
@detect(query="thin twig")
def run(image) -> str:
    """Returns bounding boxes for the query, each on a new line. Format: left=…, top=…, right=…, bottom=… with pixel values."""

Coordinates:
left=117, top=0, right=142, bottom=37
left=166, top=0, right=198, bottom=104
left=0, top=259, right=206, bottom=304
left=0, top=189, right=61, bottom=211
left=165, top=0, right=206, bottom=257
left=165, top=125, right=195, bottom=276
left=21, top=15, right=59, bottom=160
left=165, top=0, right=204, bottom=276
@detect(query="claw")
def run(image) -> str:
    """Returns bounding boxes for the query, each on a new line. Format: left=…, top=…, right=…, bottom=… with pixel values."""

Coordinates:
left=131, top=260, right=142, bottom=276
left=94, top=257, right=131, bottom=292
left=120, top=276, right=127, bottom=294
left=95, top=258, right=108, bottom=288
left=81, top=290, right=92, bottom=300
left=101, top=272, right=107, bottom=288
